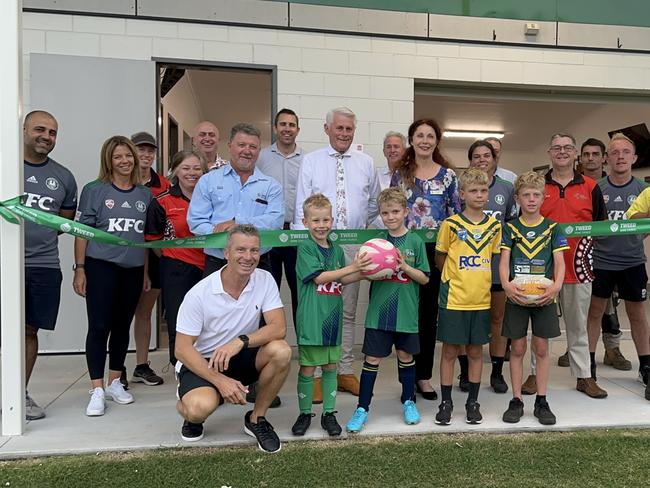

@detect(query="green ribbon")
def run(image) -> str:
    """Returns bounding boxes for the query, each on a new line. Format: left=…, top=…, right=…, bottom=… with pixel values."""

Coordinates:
left=0, top=196, right=648, bottom=249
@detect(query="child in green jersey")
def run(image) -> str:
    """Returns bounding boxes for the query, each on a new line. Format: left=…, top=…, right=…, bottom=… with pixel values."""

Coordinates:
left=500, top=171, right=567, bottom=425
left=292, top=194, right=371, bottom=437
left=435, top=168, right=502, bottom=426
left=346, top=188, right=430, bottom=433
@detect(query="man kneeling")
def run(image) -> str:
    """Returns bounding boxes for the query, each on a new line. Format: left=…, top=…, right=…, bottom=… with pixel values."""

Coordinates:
left=175, top=225, right=291, bottom=453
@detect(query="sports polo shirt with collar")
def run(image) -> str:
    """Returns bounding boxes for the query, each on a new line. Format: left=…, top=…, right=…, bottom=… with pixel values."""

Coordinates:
left=187, top=164, right=284, bottom=259
left=175, top=267, right=283, bottom=366
left=540, top=170, right=606, bottom=284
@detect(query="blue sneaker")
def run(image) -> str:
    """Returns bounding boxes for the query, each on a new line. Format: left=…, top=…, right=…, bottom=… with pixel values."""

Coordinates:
left=402, top=400, right=420, bottom=425
left=346, top=407, right=368, bottom=433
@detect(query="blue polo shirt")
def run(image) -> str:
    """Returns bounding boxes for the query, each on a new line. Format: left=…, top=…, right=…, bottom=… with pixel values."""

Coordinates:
left=188, top=164, right=284, bottom=258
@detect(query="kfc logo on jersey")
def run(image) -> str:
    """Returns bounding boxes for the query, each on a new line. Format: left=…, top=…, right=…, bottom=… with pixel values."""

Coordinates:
left=317, top=281, right=342, bottom=295
left=107, top=218, right=144, bottom=233
left=105, top=199, right=114, bottom=209
left=23, top=192, right=54, bottom=211
left=388, top=270, right=411, bottom=283
left=483, top=209, right=502, bottom=220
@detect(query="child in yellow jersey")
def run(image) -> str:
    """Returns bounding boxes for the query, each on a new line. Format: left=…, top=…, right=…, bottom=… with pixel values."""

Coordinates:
left=434, top=168, right=501, bottom=425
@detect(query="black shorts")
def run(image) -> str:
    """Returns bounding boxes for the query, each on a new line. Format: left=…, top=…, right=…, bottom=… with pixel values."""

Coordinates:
left=25, top=267, right=62, bottom=330
left=362, top=328, right=419, bottom=357
left=592, top=265, right=648, bottom=302
left=177, top=347, right=260, bottom=400
left=502, top=302, right=561, bottom=339
left=148, top=251, right=161, bottom=289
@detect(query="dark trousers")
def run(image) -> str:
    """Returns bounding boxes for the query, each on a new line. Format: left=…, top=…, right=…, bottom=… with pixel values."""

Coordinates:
left=203, top=252, right=272, bottom=277
left=160, top=256, right=203, bottom=365
left=85, top=257, right=143, bottom=380
left=269, top=246, right=298, bottom=327
left=415, top=244, right=441, bottom=381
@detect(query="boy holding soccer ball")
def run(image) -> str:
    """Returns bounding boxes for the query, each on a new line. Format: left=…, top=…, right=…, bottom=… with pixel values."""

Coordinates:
left=292, top=194, right=372, bottom=437
left=346, top=187, right=430, bottom=433
left=500, top=171, right=567, bottom=425
left=435, top=169, right=501, bottom=425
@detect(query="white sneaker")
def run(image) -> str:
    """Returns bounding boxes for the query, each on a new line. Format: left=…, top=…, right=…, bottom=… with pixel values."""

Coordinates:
left=86, top=387, right=106, bottom=416
left=105, top=378, right=135, bottom=405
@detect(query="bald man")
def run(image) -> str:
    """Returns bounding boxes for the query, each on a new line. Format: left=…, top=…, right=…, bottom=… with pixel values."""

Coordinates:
left=193, top=121, right=228, bottom=170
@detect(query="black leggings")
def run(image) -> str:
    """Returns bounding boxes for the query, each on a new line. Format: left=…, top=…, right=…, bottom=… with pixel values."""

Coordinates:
left=415, top=244, right=441, bottom=381
left=159, top=256, right=203, bottom=365
left=85, top=257, right=144, bottom=380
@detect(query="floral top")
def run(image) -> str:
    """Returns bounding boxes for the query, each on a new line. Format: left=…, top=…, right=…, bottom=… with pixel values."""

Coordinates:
left=391, top=166, right=461, bottom=232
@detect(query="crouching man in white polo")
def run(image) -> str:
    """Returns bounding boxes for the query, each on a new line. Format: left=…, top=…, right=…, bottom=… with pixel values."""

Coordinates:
left=175, top=224, right=291, bottom=452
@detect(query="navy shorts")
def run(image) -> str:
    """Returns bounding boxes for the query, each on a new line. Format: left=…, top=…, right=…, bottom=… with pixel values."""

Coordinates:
left=25, top=267, right=62, bottom=330
left=362, top=328, right=420, bottom=358
left=177, top=347, right=260, bottom=400
left=592, top=265, right=648, bottom=302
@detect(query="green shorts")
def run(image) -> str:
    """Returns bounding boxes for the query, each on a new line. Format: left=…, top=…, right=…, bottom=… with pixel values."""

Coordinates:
left=299, top=345, right=341, bottom=366
left=437, top=308, right=491, bottom=345
left=503, top=301, right=560, bottom=339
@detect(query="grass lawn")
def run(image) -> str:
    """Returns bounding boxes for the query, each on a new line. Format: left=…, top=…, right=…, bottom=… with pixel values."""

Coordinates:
left=0, top=429, right=648, bottom=487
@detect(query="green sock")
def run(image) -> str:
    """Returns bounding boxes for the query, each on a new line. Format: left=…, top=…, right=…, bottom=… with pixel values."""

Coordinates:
left=297, top=373, right=313, bottom=414
left=322, top=369, right=338, bottom=413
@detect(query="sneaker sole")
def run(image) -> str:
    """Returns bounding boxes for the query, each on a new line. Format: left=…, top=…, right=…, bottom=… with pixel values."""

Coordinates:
left=105, top=394, right=134, bottom=405
left=434, top=414, right=452, bottom=425
left=404, top=418, right=420, bottom=425
left=26, top=412, right=46, bottom=421
left=131, top=376, right=164, bottom=386
left=243, top=426, right=282, bottom=453
left=181, top=433, right=204, bottom=442
left=466, top=418, right=483, bottom=424
left=502, top=415, right=522, bottom=424
left=534, top=416, right=556, bottom=426
left=86, top=408, right=105, bottom=416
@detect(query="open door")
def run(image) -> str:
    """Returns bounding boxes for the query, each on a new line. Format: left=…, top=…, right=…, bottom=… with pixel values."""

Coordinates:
left=29, top=53, right=157, bottom=353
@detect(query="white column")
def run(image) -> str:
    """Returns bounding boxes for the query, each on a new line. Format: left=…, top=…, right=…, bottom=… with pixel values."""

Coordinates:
left=0, top=0, right=25, bottom=436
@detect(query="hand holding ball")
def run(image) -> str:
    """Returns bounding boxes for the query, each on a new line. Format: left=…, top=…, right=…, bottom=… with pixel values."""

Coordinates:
left=512, top=276, right=554, bottom=305
left=359, top=238, right=399, bottom=280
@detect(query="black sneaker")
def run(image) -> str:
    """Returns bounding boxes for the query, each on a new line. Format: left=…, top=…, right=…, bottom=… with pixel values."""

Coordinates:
left=133, top=362, right=164, bottom=386
left=490, top=374, right=509, bottom=394
left=181, top=420, right=204, bottom=442
left=435, top=401, right=453, bottom=425
left=244, top=410, right=281, bottom=453
left=640, top=365, right=650, bottom=386
left=245, top=382, right=281, bottom=408
left=458, top=374, right=469, bottom=392
left=502, top=397, right=524, bottom=423
left=321, top=412, right=342, bottom=436
left=465, top=400, right=483, bottom=424
left=534, top=399, right=557, bottom=425
left=120, top=366, right=129, bottom=390
left=291, top=413, right=313, bottom=436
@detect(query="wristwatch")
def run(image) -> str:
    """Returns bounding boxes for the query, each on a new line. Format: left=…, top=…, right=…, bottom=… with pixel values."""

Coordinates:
left=72, top=263, right=85, bottom=271
left=238, top=334, right=249, bottom=349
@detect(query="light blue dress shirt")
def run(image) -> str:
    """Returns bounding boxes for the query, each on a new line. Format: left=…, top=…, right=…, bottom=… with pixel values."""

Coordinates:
left=188, top=164, right=284, bottom=258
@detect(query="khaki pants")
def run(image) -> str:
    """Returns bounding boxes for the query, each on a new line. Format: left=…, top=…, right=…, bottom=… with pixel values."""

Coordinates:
left=339, top=244, right=361, bottom=375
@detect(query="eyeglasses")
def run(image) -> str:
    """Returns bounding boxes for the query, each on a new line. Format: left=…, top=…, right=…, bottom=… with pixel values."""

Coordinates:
left=549, top=145, right=576, bottom=153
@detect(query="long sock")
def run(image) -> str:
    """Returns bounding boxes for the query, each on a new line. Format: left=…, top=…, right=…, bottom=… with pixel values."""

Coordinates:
left=490, top=355, right=504, bottom=377
left=467, top=382, right=480, bottom=403
left=590, top=352, right=597, bottom=379
left=458, top=355, right=469, bottom=377
left=357, top=361, right=379, bottom=412
left=398, top=358, right=416, bottom=403
left=441, top=384, right=453, bottom=403
left=297, top=373, right=313, bottom=414
left=321, top=369, right=338, bottom=413
left=639, top=355, right=650, bottom=371
left=535, top=394, right=547, bottom=405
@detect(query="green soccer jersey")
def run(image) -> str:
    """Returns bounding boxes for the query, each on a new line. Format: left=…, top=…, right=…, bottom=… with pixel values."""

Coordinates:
left=501, top=216, right=569, bottom=281
left=365, top=230, right=430, bottom=334
left=296, top=237, right=346, bottom=346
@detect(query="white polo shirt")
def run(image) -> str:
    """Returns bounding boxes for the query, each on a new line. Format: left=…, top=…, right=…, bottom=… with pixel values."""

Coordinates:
left=176, top=267, right=284, bottom=360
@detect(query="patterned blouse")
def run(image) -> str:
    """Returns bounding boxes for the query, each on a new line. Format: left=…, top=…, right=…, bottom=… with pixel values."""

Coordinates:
left=390, top=166, right=461, bottom=232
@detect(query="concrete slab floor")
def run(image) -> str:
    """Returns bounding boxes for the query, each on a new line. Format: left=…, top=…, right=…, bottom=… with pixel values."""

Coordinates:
left=0, top=338, right=648, bottom=459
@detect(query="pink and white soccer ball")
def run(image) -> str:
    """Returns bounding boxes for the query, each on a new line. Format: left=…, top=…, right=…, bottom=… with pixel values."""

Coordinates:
left=360, top=238, right=399, bottom=280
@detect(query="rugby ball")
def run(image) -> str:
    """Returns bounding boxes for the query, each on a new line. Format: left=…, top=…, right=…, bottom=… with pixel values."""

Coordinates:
left=512, top=276, right=554, bottom=304
left=359, top=238, right=399, bottom=280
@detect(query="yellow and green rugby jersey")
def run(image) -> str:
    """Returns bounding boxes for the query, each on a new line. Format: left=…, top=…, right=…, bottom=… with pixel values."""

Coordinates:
left=436, top=213, right=501, bottom=310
